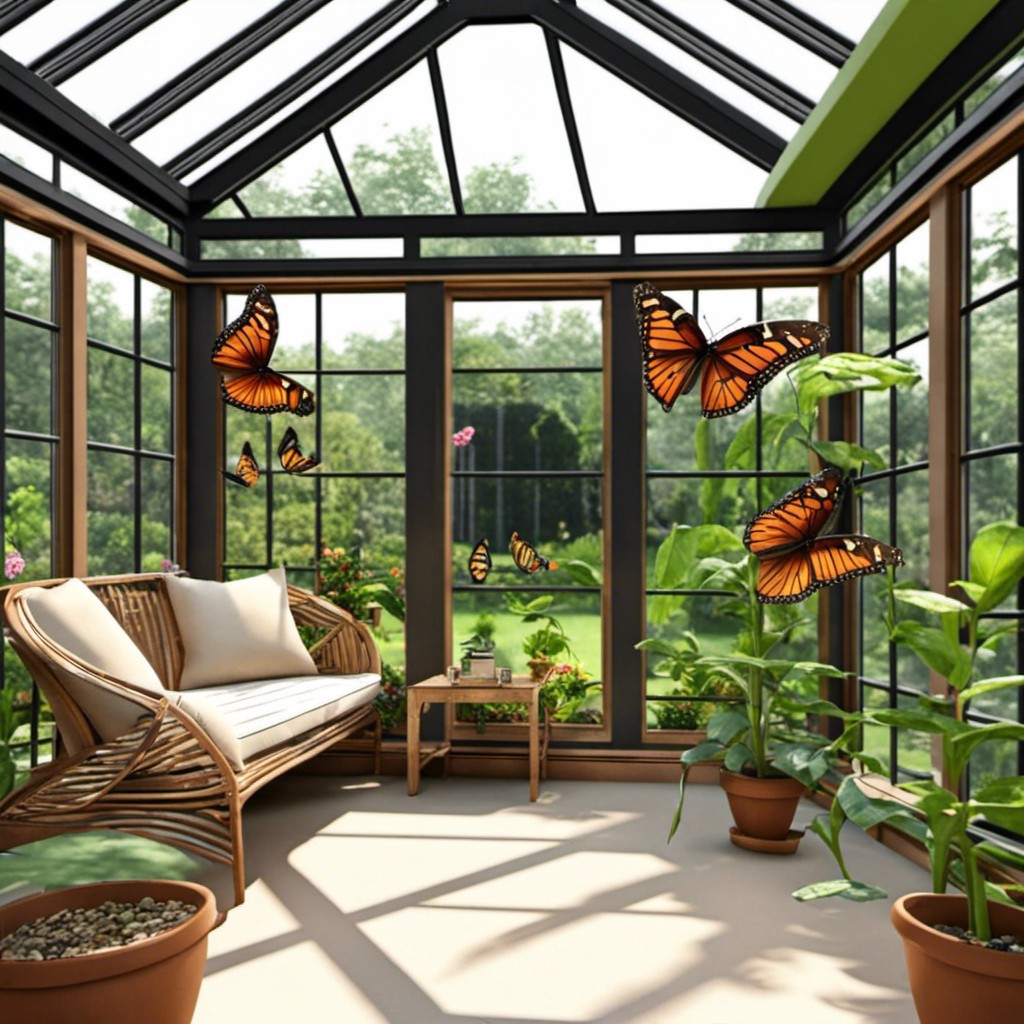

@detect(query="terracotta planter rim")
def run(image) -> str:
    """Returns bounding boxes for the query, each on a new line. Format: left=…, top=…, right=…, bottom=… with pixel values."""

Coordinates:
left=892, top=892, right=1024, bottom=983
left=0, top=879, right=218, bottom=989
left=719, top=767, right=807, bottom=797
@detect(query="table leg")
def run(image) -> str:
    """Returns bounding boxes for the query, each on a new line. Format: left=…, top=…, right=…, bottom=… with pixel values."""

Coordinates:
left=407, top=692, right=422, bottom=796
left=528, top=688, right=540, bottom=802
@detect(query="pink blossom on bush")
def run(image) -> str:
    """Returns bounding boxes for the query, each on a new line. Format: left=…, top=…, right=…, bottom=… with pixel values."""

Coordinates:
left=4, top=550, right=25, bottom=580
left=452, top=425, right=475, bottom=447
left=160, top=559, right=179, bottom=572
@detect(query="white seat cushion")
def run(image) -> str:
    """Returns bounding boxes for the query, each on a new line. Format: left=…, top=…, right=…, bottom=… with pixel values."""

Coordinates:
left=20, top=579, right=165, bottom=740
left=164, top=567, right=317, bottom=689
left=175, top=673, right=381, bottom=768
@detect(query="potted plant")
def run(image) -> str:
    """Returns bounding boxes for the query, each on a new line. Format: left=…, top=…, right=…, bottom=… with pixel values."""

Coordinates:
left=459, top=612, right=498, bottom=678
left=504, top=593, right=573, bottom=681
left=796, top=521, right=1024, bottom=1023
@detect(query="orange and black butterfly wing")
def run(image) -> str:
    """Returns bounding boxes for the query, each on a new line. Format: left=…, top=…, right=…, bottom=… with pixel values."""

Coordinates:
left=213, top=284, right=315, bottom=416
left=744, top=467, right=846, bottom=556
left=700, top=319, right=828, bottom=418
left=225, top=440, right=260, bottom=487
left=756, top=535, right=904, bottom=604
left=634, top=282, right=708, bottom=413
left=469, top=538, right=492, bottom=584
left=277, top=426, right=320, bottom=474
left=221, top=369, right=315, bottom=417
left=509, top=531, right=556, bottom=574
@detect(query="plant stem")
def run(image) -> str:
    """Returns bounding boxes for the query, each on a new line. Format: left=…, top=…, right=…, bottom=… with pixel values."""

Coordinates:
left=959, top=837, right=991, bottom=941
left=748, top=573, right=767, bottom=776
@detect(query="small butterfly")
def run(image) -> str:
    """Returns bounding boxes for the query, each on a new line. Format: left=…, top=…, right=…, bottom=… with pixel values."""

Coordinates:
left=277, top=426, right=320, bottom=474
left=212, top=284, right=315, bottom=416
left=634, top=281, right=827, bottom=417
left=224, top=441, right=259, bottom=488
left=743, top=467, right=904, bottom=603
left=468, top=538, right=492, bottom=584
left=509, top=531, right=558, bottom=574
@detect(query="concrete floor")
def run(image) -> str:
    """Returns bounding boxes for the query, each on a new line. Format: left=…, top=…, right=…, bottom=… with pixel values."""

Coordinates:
left=190, top=774, right=925, bottom=1024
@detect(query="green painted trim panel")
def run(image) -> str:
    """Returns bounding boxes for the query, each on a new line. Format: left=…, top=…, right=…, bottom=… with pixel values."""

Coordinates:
left=757, top=0, right=1001, bottom=207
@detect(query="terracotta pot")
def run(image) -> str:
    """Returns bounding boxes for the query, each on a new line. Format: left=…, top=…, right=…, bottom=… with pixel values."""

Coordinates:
left=0, top=879, right=219, bottom=1024
left=892, top=893, right=1024, bottom=1024
left=719, top=768, right=806, bottom=841
left=528, top=657, right=553, bottom=683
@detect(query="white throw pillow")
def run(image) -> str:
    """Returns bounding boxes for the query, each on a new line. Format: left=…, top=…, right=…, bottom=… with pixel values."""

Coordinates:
left=164, top=567, right=317, bottom=689
left=21, top=579, right=165, bottom=740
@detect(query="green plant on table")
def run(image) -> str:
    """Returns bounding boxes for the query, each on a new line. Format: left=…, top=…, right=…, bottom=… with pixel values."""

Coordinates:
left=459, top=612, right=496, bottom=657
left=504, top=593, right=572, bottom=662
left=797, top=521, right=1024, bottom=935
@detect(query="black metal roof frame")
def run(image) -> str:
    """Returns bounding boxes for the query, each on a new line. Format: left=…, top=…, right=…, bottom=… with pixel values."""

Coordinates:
left=0, top=0, right=1018, bottom=279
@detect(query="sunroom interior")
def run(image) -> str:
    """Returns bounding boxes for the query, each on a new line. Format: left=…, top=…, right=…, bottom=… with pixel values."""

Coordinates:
left=1, top=0, right=1024, bottom=1020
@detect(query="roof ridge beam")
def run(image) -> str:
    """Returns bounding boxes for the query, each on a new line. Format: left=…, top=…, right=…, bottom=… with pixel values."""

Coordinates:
left=725, top=0, right=853, bottom=67
left=605, top=0, right=812, bottom=121
left=0, top=0, right=51, bottom=35
left=166, top=0, right=427, bottom=181
left=111, top=0, right=336, bottom=140
left=533, top=0, right=784, bottom=169
left=29, top=0, right=190, bottom=85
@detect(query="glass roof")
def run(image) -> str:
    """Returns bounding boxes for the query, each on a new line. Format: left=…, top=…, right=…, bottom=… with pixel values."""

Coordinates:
left=0, top=0, right=982, bottom=222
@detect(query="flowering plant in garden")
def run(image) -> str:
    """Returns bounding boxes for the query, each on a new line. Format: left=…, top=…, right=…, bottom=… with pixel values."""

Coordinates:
left=540, top=662, right=599, bottom=721
left=374, top=662, right=407, bottom=731
left=4, top=549, right=24, bottom=580
left=318, top=545, right=405, bottom=624
left=159, top=559, right=180, bottom=573
left=452, top=425, right=475, bottom=448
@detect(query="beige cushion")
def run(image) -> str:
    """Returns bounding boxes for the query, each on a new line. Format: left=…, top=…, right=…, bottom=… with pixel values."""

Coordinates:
left=178, top=673, right=380, bottom=766
left=165, top=567, right=317, bottom=690
left=20, top=579, right=165, bottom=740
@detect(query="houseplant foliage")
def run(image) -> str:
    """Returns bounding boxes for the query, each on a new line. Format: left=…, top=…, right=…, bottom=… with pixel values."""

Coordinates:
left=798, top=520, right=1024, bottom=924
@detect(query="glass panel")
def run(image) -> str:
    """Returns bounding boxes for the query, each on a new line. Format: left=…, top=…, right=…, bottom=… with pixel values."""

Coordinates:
left=860, top=573, right=890, bottom=683
left=88, top=349, right=134, bottom=446
left=453, top=588, right=602, bottom=689
left=87, top=257, right=134, bottom=349
left=453, top=300, right=602, bottom=369
left=422, top=236, right=616, bottom=257
left=967, top=454, right=1018, bottom=537
left=895, top=470, right=929, bottom=590
left=968, top=291, right=1018, bottom=450
left=895, top=113, right=955, bottom=183
left=698, top=289, right=758, bottom=338
left=141, top=364, right=172, bottom=453
left=895, top=221, right=929, bottom=340
left=561, top=46, right=766, bottom=211
left=271, top=473, right=317, bottom=568
left=0, top=123, right=52, bottom=180
left=0, top=0, right=123, bottom=63
left=860, top=251, right=890, bottom=353
left=646, top=396, right=702, bottom=474
left=4, top=319, right=53, bottom=435
left=87, top=450, right=135, bottom=574
left=56, top=0, right=283, bottom=124
left=785, top=0, right=886, bottom=40
left=200, top=238, right=403, bottom=260
left=264, top=293, right=316, bottom=367
left=575, top=0, right=799, bottom=141
left=452, top=372, right=602, bottom=472
left=439, top=26, right=583, bottom=213
left=970, top=155, right=1018, bottom=301
left=968, top=736, right=1017, bottom=796
left=968, top=630, right=1021, bottom=718
left=5, top=438, right=54, bottom=581
left=237, top=135, right=352, bottom=217
left=861, top=388, right=890, bottom=465
left=225, top=459, right=268, bottom=567
left=61, top=164, right=168, bottom=245
left=322, top=376, right=404, bottom=472
left=897, top=693, right=932, bottom=778
left=635, top=233, right=823, bottom=254
left=140, top=457, right=172, bottom=572
left=321, top=292, right=404, bottom=370
left=451, top=478, right=601, bottom=580
left=846, top=173, right=892, bottom=230
left=320, top=477, right=405, bottom=569
left=140, top=280, right=172, bottom=363
left=330, top=59, right=453, bottom=216
left=4, top=221, right=52, bottom=321
left=860, top=685, right=891, bottom=773
left=895, top=337, right=929, bottom=464
left=964, top=46, right=1024, bottom=118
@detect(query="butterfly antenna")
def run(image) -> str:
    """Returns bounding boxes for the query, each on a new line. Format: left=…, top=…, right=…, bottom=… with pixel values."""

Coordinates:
left=706, top=316, right=742, bottom=338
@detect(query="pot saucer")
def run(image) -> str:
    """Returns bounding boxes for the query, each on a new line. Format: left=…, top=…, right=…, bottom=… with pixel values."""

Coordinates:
left=728, top=826, right=803, bottom=854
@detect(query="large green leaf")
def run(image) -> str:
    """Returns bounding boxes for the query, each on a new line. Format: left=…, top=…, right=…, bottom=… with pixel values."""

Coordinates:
left=960, top=676, right=1024, bottom=704
left=772, top=694, right=857, bottom=721
left=560, top=559, right=602, bottom=587
left=680, top=739, right=726, bottom=767
left=707, top=709, right=750, bottom=744
left=973, top=804, right=1024, bottom=835
left=969, top=522, right=1024, bottom=614
left=867, top=706, right=963, bottom=739
left=725, top=412, right=800, bottom=471
left=791, top=352, right=920, bottom=418
left=724, top=742, right=755, bottom=773
left=890, top=621, right=967, bottom=680
left=647, top=593, right=684, bottom=626
left=792, top=879, right=888, bottom=902
left=654, top=524, right=743, bottom=590
left=836, top=775, right=920, bottom=830
left=808, top=439, right=887, bottom=472
left=772, top=743, right=832, bottom=786
left=972, top=775, right=1024, bottom=805
left=893, top=589, right=972, bottom=615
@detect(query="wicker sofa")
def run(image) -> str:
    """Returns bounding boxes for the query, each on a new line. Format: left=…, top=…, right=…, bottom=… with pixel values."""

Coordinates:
left=0, top=571, right=383, bottom=906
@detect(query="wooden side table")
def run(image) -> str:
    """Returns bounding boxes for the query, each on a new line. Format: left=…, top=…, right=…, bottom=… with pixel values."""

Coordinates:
left=406, top=674, right=543, bottom=801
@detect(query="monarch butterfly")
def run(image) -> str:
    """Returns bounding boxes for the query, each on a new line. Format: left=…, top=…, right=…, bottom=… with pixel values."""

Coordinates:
left=743, top=467, right=904, bottom=603
left=634, top=281, right=827, bottom=417
left=468, top=538, right=492, bottom=584
left=277, top=426, right=320, bottom=474
left=212, top=284, right=315, bottom=416
left=224, top=441, right=259, bottom=488
left=509, top=531, right=558, bottom=574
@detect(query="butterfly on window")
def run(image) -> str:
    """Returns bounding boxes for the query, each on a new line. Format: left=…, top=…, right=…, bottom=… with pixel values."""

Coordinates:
left=509, top=531, right=558, bottom=574
left=224, top=441, right=259, bottom=488
left=468, top=538, right=492, bottom=584
left=277, top=426, right=320, bottom=474
left=212, top=284, right=315, bottom=416
left=743, top=467, right=904, bottom=603
left=633, top=281, right=828, bottom=418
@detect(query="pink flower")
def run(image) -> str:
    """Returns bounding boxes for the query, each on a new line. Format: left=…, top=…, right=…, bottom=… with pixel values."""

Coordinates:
left=160, top=559, right=179, bottom=572
left=4, top=550, right=25, bottom=580
left=452, top=425, right=475, bottom=447
left=552, top=663, right=573, bottom=675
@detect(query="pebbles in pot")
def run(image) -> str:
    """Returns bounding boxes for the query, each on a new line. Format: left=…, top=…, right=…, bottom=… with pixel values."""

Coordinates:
left=0, top=896, right=197, bottom=961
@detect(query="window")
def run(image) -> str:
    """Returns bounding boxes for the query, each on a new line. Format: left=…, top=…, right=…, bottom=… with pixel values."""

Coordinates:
left=86, top=256, right=176, bottom=573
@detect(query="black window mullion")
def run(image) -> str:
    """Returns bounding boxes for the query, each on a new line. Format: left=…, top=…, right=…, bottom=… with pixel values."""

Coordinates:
left=133, top=275, right=143, bottom=571
left=1017, top=154, right=1024, bottom=776
left=427, top=48, right=464, bottom=216
left=315, top=293, right=323, bottom=570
